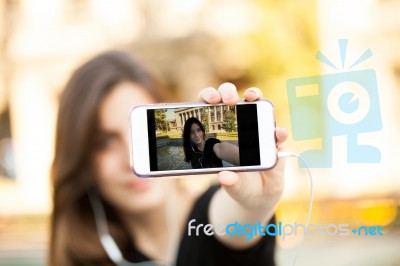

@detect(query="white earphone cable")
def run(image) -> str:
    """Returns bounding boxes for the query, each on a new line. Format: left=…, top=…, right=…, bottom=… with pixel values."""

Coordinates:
left=277, top=151, right=314, bottom=266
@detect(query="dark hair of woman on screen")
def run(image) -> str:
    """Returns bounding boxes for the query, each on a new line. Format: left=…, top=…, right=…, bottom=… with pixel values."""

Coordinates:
left=183, top=117, right=223, bottom=168
left=183, top=117, right=240, bottom=169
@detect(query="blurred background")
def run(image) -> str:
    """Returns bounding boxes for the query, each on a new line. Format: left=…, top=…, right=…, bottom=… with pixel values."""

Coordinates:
left=0, top=0, right=399, bottom=265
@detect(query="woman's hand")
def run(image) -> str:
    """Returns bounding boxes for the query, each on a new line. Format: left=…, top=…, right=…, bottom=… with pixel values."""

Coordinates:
left=199, top=82, right=288, bottom=248
left=199, top=82, right=287, bottom=209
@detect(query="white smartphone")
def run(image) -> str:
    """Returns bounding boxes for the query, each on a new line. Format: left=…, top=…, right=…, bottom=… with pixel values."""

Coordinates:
left=129, top=100, right=277, bottom=177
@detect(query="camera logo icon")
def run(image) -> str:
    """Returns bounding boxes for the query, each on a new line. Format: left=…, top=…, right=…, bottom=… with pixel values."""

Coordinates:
left=286, top=39, right=382, bottom=167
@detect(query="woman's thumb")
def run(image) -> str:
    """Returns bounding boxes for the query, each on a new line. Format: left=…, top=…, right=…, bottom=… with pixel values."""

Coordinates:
left=217, top=171, right=242, bottom=198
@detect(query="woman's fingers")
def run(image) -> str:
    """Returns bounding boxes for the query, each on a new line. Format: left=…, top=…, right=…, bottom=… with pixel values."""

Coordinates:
left=217, top=83, right=239, bottom=106
left=243, top=87, right=263, bottom=102
left=218, top=170, right=240, bottom=188
left=275, top=127, right=288, bottom=150
left=200, top=83, right=263, bottom=105
left=198, top=87, right=221, bottom=104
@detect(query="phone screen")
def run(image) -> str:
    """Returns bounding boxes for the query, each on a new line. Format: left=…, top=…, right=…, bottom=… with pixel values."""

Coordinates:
left=145, top=104, right=261, bottom=171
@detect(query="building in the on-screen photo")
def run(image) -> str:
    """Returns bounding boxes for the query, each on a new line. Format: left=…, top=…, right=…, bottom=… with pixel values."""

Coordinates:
left=168, top=105, right=237, bottom=133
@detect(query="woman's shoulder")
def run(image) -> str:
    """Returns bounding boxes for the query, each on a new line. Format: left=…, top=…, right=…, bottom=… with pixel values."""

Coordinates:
left=176, top=183, right=220, bottom=237
left=180, top=182, right=220, bottom=205
left=184, top=183, right=220, bottom=221
left=205, top=138, right=221, bottom=146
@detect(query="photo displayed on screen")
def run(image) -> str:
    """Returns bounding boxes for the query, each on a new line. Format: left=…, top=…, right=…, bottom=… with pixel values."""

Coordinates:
left=146, top=104, right=261, bottom=171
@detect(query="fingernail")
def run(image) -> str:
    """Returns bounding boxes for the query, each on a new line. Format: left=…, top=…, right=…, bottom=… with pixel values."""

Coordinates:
left=223, top=93, right=235, bottom=101
left=246, top=89, right=258, bottom=94
left=209, top=91, right=219, bottom=99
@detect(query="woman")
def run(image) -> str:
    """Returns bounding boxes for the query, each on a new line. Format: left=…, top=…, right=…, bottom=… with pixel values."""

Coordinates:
left=50, top=50, right=288, bottom=266
left=183, top=117, right=239, bottom=168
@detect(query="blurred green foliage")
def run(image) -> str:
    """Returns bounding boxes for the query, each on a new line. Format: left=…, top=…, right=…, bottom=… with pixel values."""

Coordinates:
left=216, top=0, right=319, bottom=124
left=222, top=110, right=237, bottom=132
left=155, top=109, right=168, bottom=131
left=201, top=107, right=210, bottom=133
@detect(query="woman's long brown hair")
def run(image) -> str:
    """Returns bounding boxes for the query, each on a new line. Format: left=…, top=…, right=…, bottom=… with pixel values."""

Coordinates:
left=50, top=51, right=169, bottom=265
